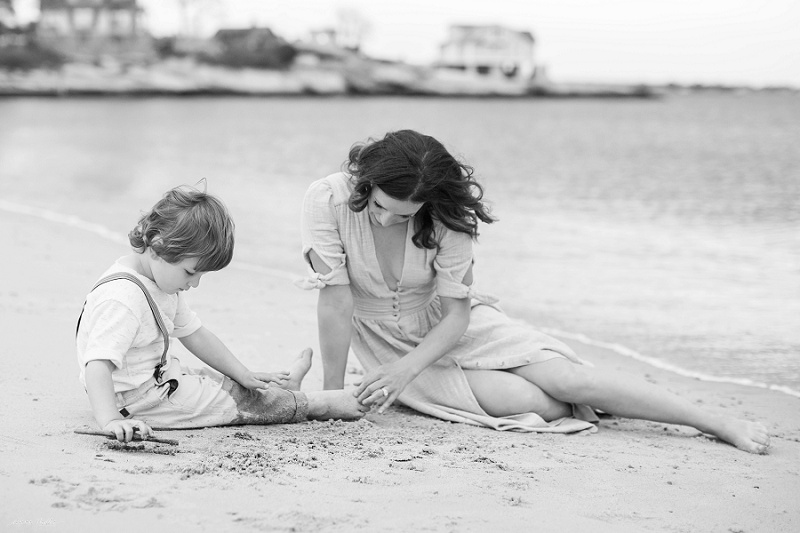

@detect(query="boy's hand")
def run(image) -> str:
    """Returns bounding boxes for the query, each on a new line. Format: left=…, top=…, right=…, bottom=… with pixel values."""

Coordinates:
left=103, top=419, right=153, bottom=443
left=237, top=370, right=290, bottom=390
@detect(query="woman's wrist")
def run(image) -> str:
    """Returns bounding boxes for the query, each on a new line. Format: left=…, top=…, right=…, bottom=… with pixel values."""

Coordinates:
left=395, top=358, right=422, bottom=382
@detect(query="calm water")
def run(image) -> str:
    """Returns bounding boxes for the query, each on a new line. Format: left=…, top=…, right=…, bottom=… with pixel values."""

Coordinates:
left=1, top=94, right=798, bottom=395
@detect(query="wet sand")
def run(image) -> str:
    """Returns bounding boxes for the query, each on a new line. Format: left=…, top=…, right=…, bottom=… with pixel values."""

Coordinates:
left=1, top=208, right=798, bottom=533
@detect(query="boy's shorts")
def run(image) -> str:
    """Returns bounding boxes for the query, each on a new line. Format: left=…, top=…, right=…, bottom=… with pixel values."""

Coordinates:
left=114, top=357, right=309, bottom=429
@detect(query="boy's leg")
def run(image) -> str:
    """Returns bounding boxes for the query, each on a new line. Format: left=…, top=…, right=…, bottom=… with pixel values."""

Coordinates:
left=221, top=375, right=309, bottom=425
left=272, top=348, right=369, bottom=420
left=279, top=348, right=314, bottom=391
left=125, top=364, right=365, bottom=428
left=127, top=366, right=308, bottom=428
left=305, top=390, right=369, bottom=420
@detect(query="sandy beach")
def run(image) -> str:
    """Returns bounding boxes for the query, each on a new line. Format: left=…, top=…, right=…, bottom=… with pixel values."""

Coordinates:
left=2, top=205, right=799, bottom=533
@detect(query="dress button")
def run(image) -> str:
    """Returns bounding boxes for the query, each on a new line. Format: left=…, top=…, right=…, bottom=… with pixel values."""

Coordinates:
left=475, top=361, right=481, bottom=367
left=499, top=361, right=505, bottom=367
left=525, top=357, right=531, bottom=363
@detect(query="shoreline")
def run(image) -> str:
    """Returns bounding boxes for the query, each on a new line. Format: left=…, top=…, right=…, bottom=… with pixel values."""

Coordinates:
left=0, top=90, right=661, bottom=99
left=1, top=196, right=799, bottom=532
left=3, top=197, right=798, bottom=401
left=2, top=63, right=796, bottom=99
left=0, top=60, right=662, bottom=99
left=540, top=326, right=800, bottom=400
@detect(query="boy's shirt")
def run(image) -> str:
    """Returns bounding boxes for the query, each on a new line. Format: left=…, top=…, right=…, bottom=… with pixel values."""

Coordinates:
left=76, top=259, right=201, bottom=392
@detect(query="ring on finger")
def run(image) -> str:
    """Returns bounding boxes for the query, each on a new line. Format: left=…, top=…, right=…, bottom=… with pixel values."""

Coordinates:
left=380, top=387, right=389, bottom=397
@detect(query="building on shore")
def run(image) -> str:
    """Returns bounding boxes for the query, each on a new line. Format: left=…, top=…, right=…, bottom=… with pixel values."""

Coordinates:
left=436, top=24, right=537, bottom=80
left=208, top=27, right=296, bottom=69
left=0, top=0, right=15, bottom=29
left=37, top=0, right=155, bottom=64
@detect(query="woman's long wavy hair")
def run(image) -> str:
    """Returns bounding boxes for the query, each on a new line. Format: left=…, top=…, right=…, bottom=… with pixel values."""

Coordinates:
left=346, top=130, right=496, bottom=249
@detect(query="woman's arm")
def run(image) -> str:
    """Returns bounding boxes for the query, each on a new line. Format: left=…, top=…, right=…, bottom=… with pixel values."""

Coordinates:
left=356, top=294, right=471, bottom=413
left=317, top=285, right=355, bottom=389
left=398, top=295, right=471, bottom=377
left=308, top=249, right=354, bottom=390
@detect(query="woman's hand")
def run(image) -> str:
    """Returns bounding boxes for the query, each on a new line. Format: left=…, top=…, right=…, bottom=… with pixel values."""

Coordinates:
left=103, top=418, right=153, bottom=443
left=353, top=297, right=471, bottom=414
left=237, top=370, right=290, bottom=390
left=355, top=361, right=415, bottom=414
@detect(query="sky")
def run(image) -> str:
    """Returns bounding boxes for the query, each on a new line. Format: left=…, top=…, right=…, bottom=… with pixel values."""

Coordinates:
left=12, top=0, right=800, bottom=87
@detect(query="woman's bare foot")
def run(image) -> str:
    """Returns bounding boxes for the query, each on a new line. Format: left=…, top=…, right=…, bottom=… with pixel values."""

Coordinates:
left=306, top=390, right=369, bottom=421
left=709, top=417, right=771, bottom=454
left=279, top=348, right=314, bottom=391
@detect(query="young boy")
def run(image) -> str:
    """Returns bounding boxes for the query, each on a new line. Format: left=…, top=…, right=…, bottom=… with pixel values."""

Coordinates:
left=76, top=185, right=366, bottom=443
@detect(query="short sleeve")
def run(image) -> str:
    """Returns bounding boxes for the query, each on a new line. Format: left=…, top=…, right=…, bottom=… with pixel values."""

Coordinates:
left=172, top=292, right=201, bottom=338
left=298, top=178, right=351, bottom=289
left=81, top=299, right=140, bottom=369
left=433, top=226, right=474, bottom=299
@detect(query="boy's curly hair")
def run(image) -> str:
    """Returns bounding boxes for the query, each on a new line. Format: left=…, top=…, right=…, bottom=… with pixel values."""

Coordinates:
left=128, top=185, right=235, bottom=272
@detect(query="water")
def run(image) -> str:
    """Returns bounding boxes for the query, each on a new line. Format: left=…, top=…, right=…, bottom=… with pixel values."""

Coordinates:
left=1, top=94, right=798, bottom=396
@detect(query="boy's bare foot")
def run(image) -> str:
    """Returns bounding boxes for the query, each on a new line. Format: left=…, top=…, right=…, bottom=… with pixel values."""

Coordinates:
left=711, top=417, right=771, bottom=454
left=306, top=390, right=369, bottom=421
left=280, top=348, right=314, bottom=391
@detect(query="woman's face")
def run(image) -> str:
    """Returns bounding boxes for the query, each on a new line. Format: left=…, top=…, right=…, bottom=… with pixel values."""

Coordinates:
left=368, top=186, right=423, bottom=227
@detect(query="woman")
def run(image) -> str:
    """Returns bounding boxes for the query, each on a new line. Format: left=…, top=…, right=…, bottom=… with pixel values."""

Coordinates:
left=298, top=129, right=769, bottom=453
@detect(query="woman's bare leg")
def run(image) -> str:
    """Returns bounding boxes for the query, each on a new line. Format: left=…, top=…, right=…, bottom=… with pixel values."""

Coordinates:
left=463, top=369, right=572, bottom=421
left=510, top=358, right=770, bottom=454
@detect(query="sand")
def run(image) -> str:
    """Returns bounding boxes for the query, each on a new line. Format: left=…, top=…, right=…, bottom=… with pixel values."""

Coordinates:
left=1, top=207, right=799, bottom=533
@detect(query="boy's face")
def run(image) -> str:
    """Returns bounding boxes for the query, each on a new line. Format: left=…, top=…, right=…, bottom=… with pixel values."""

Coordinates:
left=148, top=253, right=206, bottom=294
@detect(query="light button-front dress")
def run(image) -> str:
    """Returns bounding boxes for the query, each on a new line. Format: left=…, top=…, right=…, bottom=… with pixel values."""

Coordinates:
left=299, top=172, right=597, bottom=433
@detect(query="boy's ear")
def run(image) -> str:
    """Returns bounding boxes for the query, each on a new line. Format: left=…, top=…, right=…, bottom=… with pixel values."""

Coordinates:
left=148, top=235, right=163, bottom=258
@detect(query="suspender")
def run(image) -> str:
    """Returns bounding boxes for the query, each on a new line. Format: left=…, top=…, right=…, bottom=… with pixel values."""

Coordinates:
left=77, top=272, right=170, bottom=381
